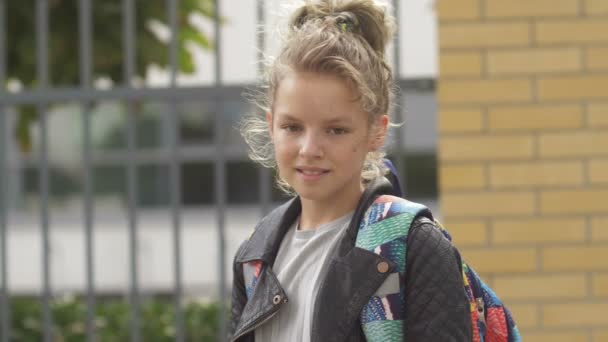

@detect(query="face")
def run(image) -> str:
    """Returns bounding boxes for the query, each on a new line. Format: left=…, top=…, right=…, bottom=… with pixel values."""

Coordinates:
left=268, top=71, right=387, bottom=205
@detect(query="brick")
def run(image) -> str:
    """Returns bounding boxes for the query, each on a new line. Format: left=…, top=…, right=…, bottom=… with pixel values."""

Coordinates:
left=440, top=51, right=482, bottom=77
left=508, top=303, right=538, bottom=328
left=586, top=0, right=608, bottom=14
left=439, top=79, right=532, bottom=104
left=489, top=104, right=583, bottom=131
left=440, top=164, right=485, bottom=190
left=592, top=217, right=608, bottom=241
left=539, top=131, right=608, bottom=158
left=490, top=161, right=584, bottom=188
left=538, top=75, right=608, bottom=101
left=544, top=303, right=608, bottom=327
left=487, top=47, right=581, bottom=75
left=442, top=219, right=487, bottom=245
left=587, top=47, right=608, bottom=71
left=494, top=274, right=587, bottom=300
left=523, top=331, right=589, bottom=342
left=442, top=191, right=536, bottom=217
left=536, top=18, right=608, bottom=44
left=440, top=135, right=534, bottom=161
left=493, top=217, right=586, bottom=244
left=593, top=274, right=608, bottom=297
left=459, top=247, right=537, bottom=273
left=594, top=330, right=608, bottom=342
left=476, top=272, right=494, bottom=286
left=590, top=160, right=608, bottom=184
left=542, top=189, right=608, bottom=215
left=589, top=103, right=608, bottom=127
left=439, top=22, right=530, bottom=49
left=543, top=246, right=608, bottom=271
left=486, top=0, right=580, bottom=18
left=437, top=0, right=480, bottom=20
left=439, top=108, right=484, bottom=133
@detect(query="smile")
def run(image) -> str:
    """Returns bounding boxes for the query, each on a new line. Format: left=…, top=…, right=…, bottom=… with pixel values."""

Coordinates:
left=295, top=167, right=330, bottom=181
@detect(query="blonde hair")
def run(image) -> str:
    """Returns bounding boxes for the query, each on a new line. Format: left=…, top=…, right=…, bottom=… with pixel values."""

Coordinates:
left=241, top=0, right=396, bottom=194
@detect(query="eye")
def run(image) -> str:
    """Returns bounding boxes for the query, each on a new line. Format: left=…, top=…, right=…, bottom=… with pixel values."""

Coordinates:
left=281, top=124, right=302, bottom=133
left=328, top=127, right=349, bottom=135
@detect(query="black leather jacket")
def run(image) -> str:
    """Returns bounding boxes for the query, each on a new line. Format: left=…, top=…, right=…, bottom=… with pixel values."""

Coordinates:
left=230, top=179, right=472, bottom=341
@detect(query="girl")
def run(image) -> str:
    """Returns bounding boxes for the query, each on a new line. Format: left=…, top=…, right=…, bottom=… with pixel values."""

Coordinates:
left=231, top=0, right=473, bottom=340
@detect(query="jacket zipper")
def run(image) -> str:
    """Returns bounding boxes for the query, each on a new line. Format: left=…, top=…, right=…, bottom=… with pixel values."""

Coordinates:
left=468, top=272, right=486, bottom=325
left=231, top=298, right=287, bottom=342
left=476, top=297, right=486, bottom=325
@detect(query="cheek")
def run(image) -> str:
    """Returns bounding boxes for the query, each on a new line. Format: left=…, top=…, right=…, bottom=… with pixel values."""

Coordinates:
left=351, top=136, right=371, bottom=154
left=334, top=139, right=368, bottom=164
left=273, top=135, right=296, bottom=160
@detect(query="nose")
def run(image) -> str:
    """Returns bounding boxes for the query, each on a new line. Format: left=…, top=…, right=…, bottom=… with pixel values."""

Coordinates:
left=299, top=131, right=323, bottom=159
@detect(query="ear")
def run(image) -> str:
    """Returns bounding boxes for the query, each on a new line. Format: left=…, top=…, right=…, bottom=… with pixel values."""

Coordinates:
left=266, top=111, right=274, bottom=140
left=369, top=114, right=389, bottom=151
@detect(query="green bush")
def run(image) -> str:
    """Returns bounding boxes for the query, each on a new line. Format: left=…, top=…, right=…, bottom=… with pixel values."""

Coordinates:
left=9, top=296, right=223, bottom=341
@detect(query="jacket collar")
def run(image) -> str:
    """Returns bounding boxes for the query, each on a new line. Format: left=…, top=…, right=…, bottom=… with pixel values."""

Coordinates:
left=235, top=178, right=395, bottom=265
left=235, top=197, right=301, bottom=265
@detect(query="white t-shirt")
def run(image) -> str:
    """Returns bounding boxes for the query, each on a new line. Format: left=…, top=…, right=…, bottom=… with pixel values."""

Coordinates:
left=254, top=211, right=354, bottom=342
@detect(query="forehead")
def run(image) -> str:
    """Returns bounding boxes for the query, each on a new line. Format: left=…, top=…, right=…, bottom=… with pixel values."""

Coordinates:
left=273, top=71, right=367, bottom=122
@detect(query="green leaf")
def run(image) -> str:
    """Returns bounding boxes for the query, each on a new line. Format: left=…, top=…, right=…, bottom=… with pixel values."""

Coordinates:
left=181, top=27, right=212, bottom=50
left=8, top=0, right=217, bottom=153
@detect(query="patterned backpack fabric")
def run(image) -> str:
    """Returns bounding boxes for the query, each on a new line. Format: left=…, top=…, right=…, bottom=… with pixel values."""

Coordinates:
left=355, top=195, right=522, bottom=342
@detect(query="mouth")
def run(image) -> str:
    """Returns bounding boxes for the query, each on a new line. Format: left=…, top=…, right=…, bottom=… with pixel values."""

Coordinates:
left=295, top=167, right=330, bottom=181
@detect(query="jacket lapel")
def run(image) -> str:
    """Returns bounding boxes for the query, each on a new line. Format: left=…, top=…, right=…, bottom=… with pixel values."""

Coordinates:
left=311, top=246, right=395, bottom=342
left=232, top=198, right=301, bottom=340
left=231, top=265, right=287, bottom=340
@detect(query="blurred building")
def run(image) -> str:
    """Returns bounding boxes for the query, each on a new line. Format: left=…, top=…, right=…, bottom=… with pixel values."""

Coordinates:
left=1, top=0, right=440, bottom=297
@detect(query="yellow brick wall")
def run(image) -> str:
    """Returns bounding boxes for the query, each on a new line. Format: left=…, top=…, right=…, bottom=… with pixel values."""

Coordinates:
left=436, top=0, right=608, bottom=340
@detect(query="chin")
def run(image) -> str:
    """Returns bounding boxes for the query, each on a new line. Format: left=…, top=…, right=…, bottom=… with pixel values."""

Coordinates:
left=293, top=186, right=333, bottom=202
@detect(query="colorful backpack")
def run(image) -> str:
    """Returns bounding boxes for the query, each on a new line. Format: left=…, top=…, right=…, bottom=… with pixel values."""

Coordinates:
left=355, top=194, right=522, bottom=342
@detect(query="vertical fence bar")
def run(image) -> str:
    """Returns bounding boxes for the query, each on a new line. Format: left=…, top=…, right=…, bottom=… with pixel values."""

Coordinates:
left=0, top=1, right=10, bottom=341
left=78, top=0, right=96, bottom=341
left=123, top=0, right=140, bottom=341
left=213, top=0, right=228, bottom=340
left=167, top=1, right=184, bottom=341
left=0, top=111, right=7, bottom=342
left=391, top=0, right=405, bottom=191
left=36, top=0, right=53, bottom=341
left=256, top=0, right=271, bottom=215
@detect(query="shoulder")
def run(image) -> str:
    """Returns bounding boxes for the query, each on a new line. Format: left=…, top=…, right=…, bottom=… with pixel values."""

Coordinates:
left=407, top=216, right=450, bottom=249
left=405, top=216, right=464, bottom=275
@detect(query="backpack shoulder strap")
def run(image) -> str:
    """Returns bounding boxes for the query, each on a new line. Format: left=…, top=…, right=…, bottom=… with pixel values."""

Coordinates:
left=356, top=194, right=432, bottom=250
left=354, top=194, right=432, bottom=341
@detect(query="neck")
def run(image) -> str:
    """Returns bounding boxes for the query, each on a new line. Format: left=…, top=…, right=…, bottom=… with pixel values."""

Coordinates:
left=297, top=185, right=363, bottom=231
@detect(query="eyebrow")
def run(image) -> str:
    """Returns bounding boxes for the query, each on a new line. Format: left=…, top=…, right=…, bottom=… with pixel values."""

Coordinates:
left=278, top=114, right=301, bottom=122
left=324, top=117, right=352, bottom=124
left=278, top=113, right=352, bottom=124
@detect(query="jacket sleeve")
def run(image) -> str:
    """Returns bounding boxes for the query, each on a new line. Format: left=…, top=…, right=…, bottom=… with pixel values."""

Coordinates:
left=403, top=217, right=472, bottom=341
left=230, top=241, right=249, bottom=338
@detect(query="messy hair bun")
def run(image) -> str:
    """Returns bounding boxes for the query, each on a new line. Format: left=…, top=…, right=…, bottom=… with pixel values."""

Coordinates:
left=290, top=0, right=392, bottom=58
left=241, top=0, right=396, bottom=193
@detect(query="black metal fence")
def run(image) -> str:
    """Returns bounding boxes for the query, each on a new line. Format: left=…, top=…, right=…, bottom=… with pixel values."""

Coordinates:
left=0, top=0, right=415, bottom=341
